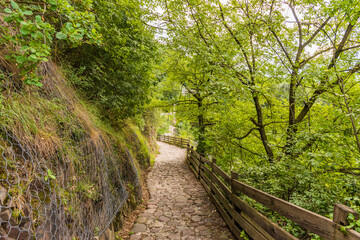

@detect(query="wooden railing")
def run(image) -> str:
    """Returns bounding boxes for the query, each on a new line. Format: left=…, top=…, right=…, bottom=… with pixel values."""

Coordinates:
left=156, top=135, right=189, bottom=148
left=157, top=135, right=360, bottom=240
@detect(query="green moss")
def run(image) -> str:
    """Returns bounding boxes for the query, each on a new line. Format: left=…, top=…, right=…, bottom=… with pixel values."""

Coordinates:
left=76, top=180, right=99, bottom=200
left=121, top=124, right=154, bottom=169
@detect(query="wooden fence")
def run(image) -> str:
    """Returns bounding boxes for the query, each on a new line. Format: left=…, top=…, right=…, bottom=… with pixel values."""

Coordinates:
left=156, top=135, right=189, bottom=148
left=157, top=135, right=360, bottom=240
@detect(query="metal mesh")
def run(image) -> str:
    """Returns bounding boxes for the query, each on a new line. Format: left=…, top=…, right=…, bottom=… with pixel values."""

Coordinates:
left=0, top=125, right=140, bottom=239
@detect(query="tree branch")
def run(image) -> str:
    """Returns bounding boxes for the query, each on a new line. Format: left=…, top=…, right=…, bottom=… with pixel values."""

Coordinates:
left=231, top=140, right=263, bottom=157
left=234, top=128, right=258, bottom=140
left=218, top=3, right=253, bottom=73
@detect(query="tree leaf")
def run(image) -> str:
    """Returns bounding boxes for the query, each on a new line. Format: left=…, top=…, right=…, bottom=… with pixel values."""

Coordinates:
left=23, top=10, right=33, bottom=16
left=56, top=32, right=67, bottom=40
left=4, top=8, right=12, bottom=14
left=10, top=0, right=19, bottom=9
left=50, top=5, right=58, bottom=11
left=47, top=169, right=56, bottom=179
left=15, top=55, right=27, bottom=64
left=35, top=15, right=42, bottom=23
left=20, top=26, right=30, bottom=35
left=4, top=17, right=13, bottom=23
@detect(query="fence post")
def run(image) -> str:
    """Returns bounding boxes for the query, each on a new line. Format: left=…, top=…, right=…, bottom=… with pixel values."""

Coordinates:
left=187, top=143, right=190, bottom=160
left=333, top=204, right=360, bottom=240
left=212, top=158, right=217, bottom=172
left=231, top=171, right=239, bottom=193
left=333, top=204, right=359, bottom=226
left=190, top=146, right=194, bottom=162
left=198, top=155, right=202, bottom=180
left=180, top=138, right=183, bottom=148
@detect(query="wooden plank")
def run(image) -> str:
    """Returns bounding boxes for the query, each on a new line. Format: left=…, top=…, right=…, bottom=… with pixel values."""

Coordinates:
left=232, top=180, right=336, bottom=239
left=332, top=204, right=360, bottom=240
left=334, top=227, right=360, bottom=240
left=202, top=175, right=245, bottom=239
left=189, top=151, right=200, bottom=164
left=188, top=157, right=199, bottom=173
left=240, top=212, right=276, bottom=240
left=190, top=154, right=200, bottom=166
left=189, top=164, right=199, bottom=178
left=212, top=164, right=231, bottom=185
left=231, top=195, right=298, bottom=240
left=201, top=161, right=290, bottom=240
left=201, top=162, right=212, bottom=174
left=187, top=155, right=196, bottom=167
left=208, top=188, right=243, bottom=239
left=202, top=157, right=212, bottom=165
left=184, top=145, right=360, bottom=240
left=200, top=171, right=271, bottom=240
left=344, top=229, right=360, bottom=240
left=203, top=166, right=232, bottom=200
left=200, top=178, right=211, bottom=194
left=334, top=204, right=359, bottom=226
left=203, top=171, right=274, bottom=240
left=192, top=150, right=201, bottom=161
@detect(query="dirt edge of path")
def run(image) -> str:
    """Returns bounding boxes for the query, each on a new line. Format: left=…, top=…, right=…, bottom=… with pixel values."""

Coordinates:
left=116, top=167, right=151, bottom=240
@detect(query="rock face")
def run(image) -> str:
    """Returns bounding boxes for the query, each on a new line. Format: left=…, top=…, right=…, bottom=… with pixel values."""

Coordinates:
left=130, top=142, right=234, bottom=240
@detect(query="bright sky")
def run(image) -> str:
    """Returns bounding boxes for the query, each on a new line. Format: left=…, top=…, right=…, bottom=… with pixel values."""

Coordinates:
left=153, top=0, right=319, bottom=55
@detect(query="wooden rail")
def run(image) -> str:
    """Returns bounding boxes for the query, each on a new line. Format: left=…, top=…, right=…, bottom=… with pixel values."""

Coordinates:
left=157, top=135, right=360, bottom=240
left=156, top=135, right=189, bottom=148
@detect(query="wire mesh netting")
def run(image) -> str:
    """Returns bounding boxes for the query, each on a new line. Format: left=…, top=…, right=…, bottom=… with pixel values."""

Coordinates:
left=0, top=126, right=141, bottom=240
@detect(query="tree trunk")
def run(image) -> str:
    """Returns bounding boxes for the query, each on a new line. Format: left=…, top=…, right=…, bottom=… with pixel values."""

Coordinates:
left=252, top=93, right=274, bottom=163
left=197, top=99, right=206, bottom=154
left=283, top=69, right=299, bottom=158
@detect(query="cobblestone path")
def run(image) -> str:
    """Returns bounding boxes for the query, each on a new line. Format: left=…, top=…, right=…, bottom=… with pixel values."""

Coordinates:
left=130, top=141, right=234, bottom=240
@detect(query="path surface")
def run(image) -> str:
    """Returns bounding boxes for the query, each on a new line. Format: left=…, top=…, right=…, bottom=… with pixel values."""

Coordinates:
left=130, top=142, right=233, bottom=240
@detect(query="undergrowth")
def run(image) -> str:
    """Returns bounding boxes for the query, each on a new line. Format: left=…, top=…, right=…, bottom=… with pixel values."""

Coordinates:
left=0, top=61, right=157, bottom=238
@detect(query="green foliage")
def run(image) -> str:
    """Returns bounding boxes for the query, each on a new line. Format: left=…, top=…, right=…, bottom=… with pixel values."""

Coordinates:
left=176, top=121, right=194, bottom=140
left=157, top=114, right=171, bottom=135
left=0, top=0, right=160, bottom=234
left=94, top=227, right=100, bottom=236
left=240, top=230, right=250, bottom=240
left=62, top=0, right=159, bottom=122
left=340, top=213, right=360, bottom=233
left=76, top=180, right=99, bottom=200
left=44, top=169, right=56, bottom=181
left=0, top=0, right=101, bottom=86
left=154, top=0, right=360, bottom=237
left=1, top=0, right=160, bottom=123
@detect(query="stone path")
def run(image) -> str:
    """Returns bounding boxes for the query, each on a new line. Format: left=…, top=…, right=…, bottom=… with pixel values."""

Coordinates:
left=130, top=141, right=234, bottom=240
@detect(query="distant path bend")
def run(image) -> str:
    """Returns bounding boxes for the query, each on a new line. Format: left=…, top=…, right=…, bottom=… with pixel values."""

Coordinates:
left=130, top=141, right=234, bottom=240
